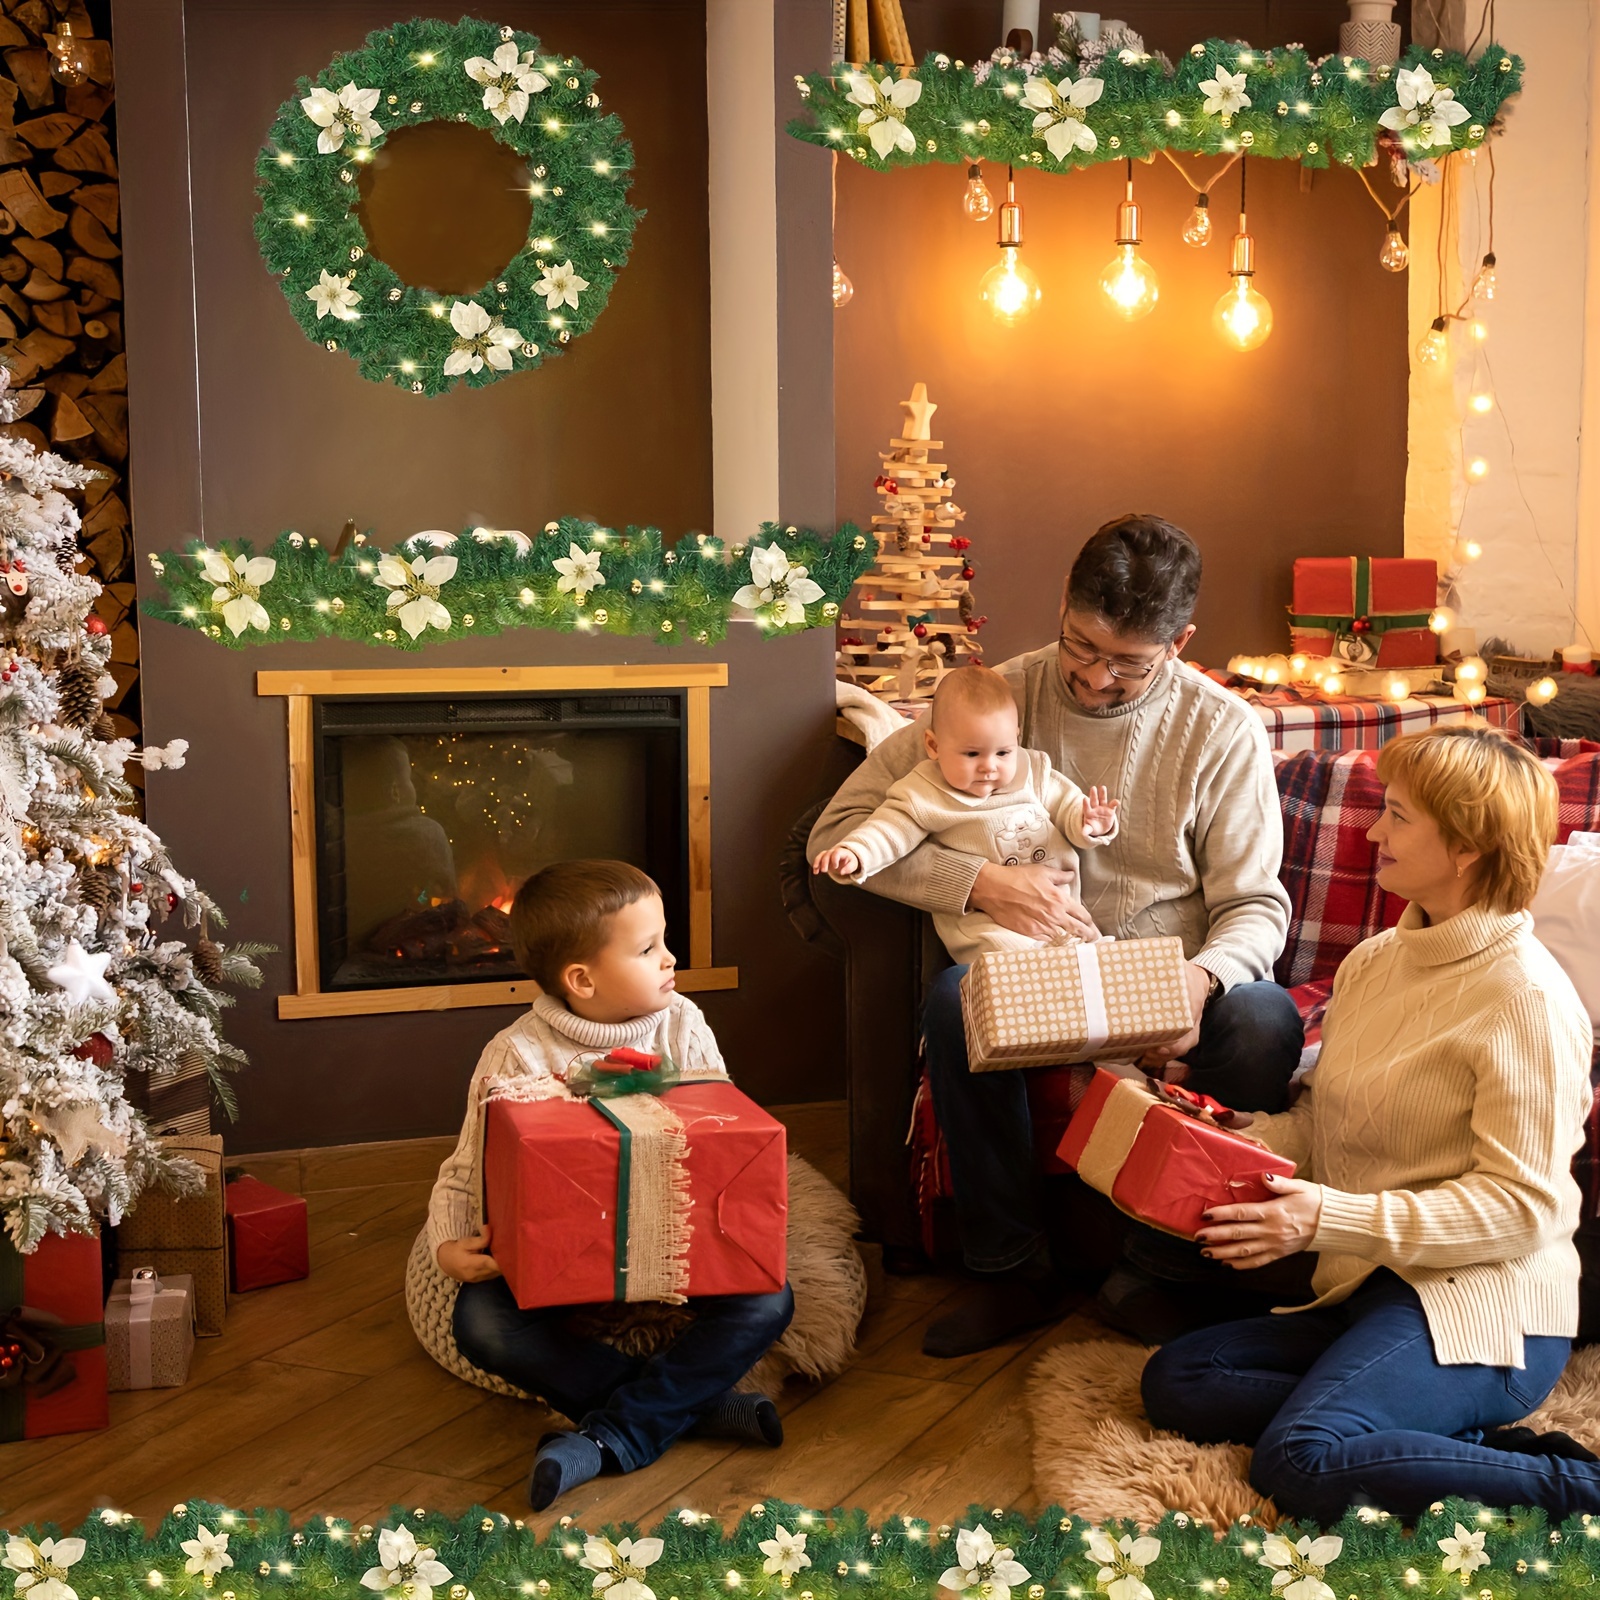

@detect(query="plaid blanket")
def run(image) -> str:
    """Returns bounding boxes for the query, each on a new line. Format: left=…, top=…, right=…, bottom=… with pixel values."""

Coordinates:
left=1249, top=689, right=1518, bottom=753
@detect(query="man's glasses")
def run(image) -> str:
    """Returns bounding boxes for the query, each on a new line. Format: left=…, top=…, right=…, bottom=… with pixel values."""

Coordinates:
left=1057, top=633, right=1167, bottom=682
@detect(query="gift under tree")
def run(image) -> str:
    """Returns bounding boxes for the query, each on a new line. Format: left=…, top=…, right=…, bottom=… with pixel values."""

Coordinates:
left=0, top=368, right=265, bottom=1260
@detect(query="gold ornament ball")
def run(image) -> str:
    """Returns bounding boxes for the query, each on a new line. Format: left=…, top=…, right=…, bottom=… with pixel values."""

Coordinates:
left=1499, top=56, right=1512, bottom=70
left=414, top=1509, right=427, bottom=1520
left=1276, top=101, right=1287, bottom=114
left=291, top=1535, right=304, bottom=1547
left=451, top=1587, right=469, bottom=1598
left=925, top=137, right=938, bottom=151
left=1108, top=135, right=1121, bottom=149
left=1307, top=141, right=1320, bottom=154
left=545, top=520, right=560, bottom=533
left=410, top=380, right=424, bottom=393
left=463, top=614, right=475, bottom=627
left=752, top=1504, right=767, bottom=1516
left=387, top=94, right=398, bottom=105
left=329, top=597, right=345, bottom=614
left=566, top=76, right=580, bottom=89
left=853, top=535, right=867, bottom=551
left=258, top=1564, right=271, bottom=1577
left=1173, top=1513, right=1190, bottom=1528
left=661, top=619, right=673, bottom=633
left=630, top=579, right=643, bottom=594
left=869, top=1535, right=882, bottom=1548
left=836, top=1564, right=849, bottom=1578
left=1516, top=1562, right=1528, bottom=1575
left=558, top=330, right=571, bottom=344
left=410, top=100, right=423, bottom=113
left=1552, top=1532, right=1563, bottom=1544
left=822, top=602, right=839, bottom=619
left=500, top=23, right=514, bottom=38
left=384, top=628, right=397, bottom=641
left=325, top=338, right=338, bottom=351
left=1216, top=1582, right=1229, bottom=1594
left=350, top=249, right=364, bottom=264
left=800, top=1593, right=814, bottom=1599
left=1240, top=131, right=1255, bottom=147
left=537, top=1585, right=551, bottom=1597
left=288, top=531, right=304, bottom=546
left=592, top=607, right=608, bottom=625
left=456, top=110, right=468, bottom=121
left=695, top=630, right=709, bottom=643
left=551, top=185, right=564, bottom=196
left=339, top=167, right=354, bottom=183
left=937, top=1526, right=953, bottom=1540
left=173, top=1504, right=189, bottom=1516
left=977, top=119, right=990, bottom=134
left=1028, top=1589, right=1045, bottom=1599
left=388, top=286, right=402, bottom=300
left=1480, top=1592, right=1494, bottom=1600
left=1469, top=123, right=1484, bottom=138
left=586, top=92, right=601, bottom=108
left=534, top=164, right=547, bottom=177
left=664, top=550, right=677, bottom=563
left=1431, top=46, right=1445, bottom=57
left=279, top=616, right=291, bottom=631
left=222, top=1592, right=235, bottom=1599
left=358, top=1527, right=375, bottom=1541
left=520, top=341, right=537, bottom=357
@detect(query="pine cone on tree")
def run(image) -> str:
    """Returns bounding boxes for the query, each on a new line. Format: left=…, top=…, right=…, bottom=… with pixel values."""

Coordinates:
left=55, top=657, right=100, bottom=729
left=56, top=532, right=78, bottom=573
left=78, top=865, right=121, bottom=921
left=194, top=938, right=226, bottom=988
left=93, top=711, right=116, bottom=741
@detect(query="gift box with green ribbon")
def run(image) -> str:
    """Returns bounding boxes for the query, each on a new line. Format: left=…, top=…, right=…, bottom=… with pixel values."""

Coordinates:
left=0, top=1229, right=108, bottom=1441
left=1289, top=556, right=1438, bottom=669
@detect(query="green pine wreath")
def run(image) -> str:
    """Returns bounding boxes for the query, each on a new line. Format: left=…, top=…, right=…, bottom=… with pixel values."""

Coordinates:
left=254, top=17, right=640, bottom=395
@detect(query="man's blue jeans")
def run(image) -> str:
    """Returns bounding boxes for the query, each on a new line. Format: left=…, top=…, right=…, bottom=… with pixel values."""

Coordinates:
left=1142, top=1269, right=1591, bottom=1523
left=923, top=964, right=1304, bottom=1273
left=453, top=1279, right=794, bottom=1473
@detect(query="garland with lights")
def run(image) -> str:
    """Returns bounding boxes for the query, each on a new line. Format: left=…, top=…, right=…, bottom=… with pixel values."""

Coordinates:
left=790, top=40, right=1521, bottom=174
left=142, top=521, right=874, bottom=650
left=255, top=18, right=640, bottom=395
left=9, top=1497, right=1600, bottom=1600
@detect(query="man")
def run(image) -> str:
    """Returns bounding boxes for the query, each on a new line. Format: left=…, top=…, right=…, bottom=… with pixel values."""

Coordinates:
left=810, top=514, right=1303, bottom=1355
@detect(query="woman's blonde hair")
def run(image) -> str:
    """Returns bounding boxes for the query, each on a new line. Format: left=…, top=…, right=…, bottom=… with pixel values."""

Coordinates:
left=1375, top=725, right=1558, bottom=914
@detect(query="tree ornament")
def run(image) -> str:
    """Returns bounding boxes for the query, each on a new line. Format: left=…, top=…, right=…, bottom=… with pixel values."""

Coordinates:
left=195, top=938, right=227, bottom=988
left=56, top=657, right=102, bottom=730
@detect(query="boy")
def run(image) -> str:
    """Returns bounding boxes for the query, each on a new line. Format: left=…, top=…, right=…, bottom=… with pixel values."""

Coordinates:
left=429, top=859, right=794, bottom=1510
left=812, top=664, right=1119, bottom=963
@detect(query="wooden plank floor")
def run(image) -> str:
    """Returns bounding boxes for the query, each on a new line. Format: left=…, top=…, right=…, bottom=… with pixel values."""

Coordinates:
left=0, top=1103, right=1116, bottom=1531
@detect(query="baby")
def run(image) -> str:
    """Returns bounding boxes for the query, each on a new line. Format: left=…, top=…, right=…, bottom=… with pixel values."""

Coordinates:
left=813, top=665, right=1118, bottom=963
left=429, top=859, right=794, bottom=1510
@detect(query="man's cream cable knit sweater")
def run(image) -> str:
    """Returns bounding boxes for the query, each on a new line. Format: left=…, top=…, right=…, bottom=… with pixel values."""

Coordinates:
left=426, top=992, right=729, bottom=1258
left=1249, top=903, right=1595, bottom=1367
left=810, top=650, right=1290, bottom=987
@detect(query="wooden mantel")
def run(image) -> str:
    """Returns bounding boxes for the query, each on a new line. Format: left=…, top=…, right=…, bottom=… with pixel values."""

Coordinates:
left=257, top=664, right=735, bottom=1020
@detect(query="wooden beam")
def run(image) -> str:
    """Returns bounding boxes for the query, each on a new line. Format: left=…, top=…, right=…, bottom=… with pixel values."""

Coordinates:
left=256, top=663, right=729, bottom=697
left=687, top=683, right=713, bottom=969
left=286, top=695, right=320, bottom=994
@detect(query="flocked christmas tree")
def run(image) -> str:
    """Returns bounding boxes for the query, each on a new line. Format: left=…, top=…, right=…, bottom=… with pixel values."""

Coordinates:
left=835, top=383, right=987, bottom=702
left=0, top=370, right=266, bottom=1252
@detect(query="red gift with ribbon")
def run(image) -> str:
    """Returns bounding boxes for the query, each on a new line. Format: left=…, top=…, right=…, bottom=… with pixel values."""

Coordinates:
left=224, top=1175, right=309, bottom=1292
left=1289, top=556, right=1438, bottom=669
left=0, top=1229, right=108, bottom=1440
left=1057, top=1067, right=1296, bottom=1239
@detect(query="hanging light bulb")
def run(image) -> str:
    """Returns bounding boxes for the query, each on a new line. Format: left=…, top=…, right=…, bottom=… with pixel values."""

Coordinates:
left=831, top=258, right=854, bottom=309
left=1455, top=537, right=1484, bottom=563
left=1378, top=226, right=1409, bottom=272
left=1428, top=606, right=1456, bottom=635
left=1416, top=315, right=1449, bottom=366
left=1100, top=161, right=1160, bottom=321
left=1467, top=456, right=1489, bottom=479
left=1469, top=391, right=1493, bottom=414
left=47, top=20, right=87, bottom=86
left=962, top=163, right=995, bottom=222
left=978, top=166, right=1041, bottom=324
left=1472, top=251, right=1498, bottom=301
left=1181, top=193, right=1212, bottom=247
left=1212, top=163, right=1271, bottom=351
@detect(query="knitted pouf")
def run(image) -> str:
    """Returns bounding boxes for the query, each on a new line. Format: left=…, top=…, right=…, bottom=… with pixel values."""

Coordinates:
left=404, top=1152, right=867, bottom=1398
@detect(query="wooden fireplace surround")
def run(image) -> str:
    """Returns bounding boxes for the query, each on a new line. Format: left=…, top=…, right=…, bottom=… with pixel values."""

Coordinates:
left=256, top=664, right=735, bottom=1020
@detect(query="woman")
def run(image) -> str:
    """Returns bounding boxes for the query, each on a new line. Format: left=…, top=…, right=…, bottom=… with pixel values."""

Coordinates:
left=1141, top=724, right=1596, bottom=1523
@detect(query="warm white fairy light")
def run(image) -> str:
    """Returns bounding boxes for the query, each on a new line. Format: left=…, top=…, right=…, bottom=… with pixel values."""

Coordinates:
left=1429, top=606, right=1455, bottom=633
left=1527, top=676, right=1559, bottom=705
left=1470, top=391, right=1493, bottom=413
left=1468, top=457, right=1489, bottom=479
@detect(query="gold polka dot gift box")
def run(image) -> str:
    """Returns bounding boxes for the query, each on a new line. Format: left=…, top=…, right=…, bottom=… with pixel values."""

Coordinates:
left=959, top=935, right=1193, bottom=1071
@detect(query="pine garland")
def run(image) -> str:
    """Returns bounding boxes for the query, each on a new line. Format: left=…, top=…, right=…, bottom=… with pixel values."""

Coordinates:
left=142, top=521, right=875, bottom=651
left=790, top=40, right=1522, bottom=173
left=5, top=1498, right=1597, bottom=1600
left=255, top=18, right=640, bottom=395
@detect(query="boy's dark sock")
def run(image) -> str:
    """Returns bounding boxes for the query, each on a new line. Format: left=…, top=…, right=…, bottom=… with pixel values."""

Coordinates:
left=694, top=1390, right=783, bottom=1446
left=1482, top=1424, right=1599, bottom=1463
left=922, top=1244, right=1072, bottom=1359
left=528, top=1430, right=605, bottom=1511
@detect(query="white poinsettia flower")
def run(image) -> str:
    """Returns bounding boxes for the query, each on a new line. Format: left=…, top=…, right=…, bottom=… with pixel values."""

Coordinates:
left=200, top=549, right=276, bottom=636
left=938, top=1525, right=1030, bottom=1600
left=535, top=260, right=590, bottom=312
left=1021, top=74, right=1103, bottom=161
left=300, top=82, right=383, bottom=153
left=1378, top=64, right=1470, bottom=148
left=306, top=268, right=361, bottom=322
left=462, top=40, right=550, bottom=125
left=553, top=542, right=605, bottom=600
left=443, top=299, right=523, bottom=376
left=844, top=70, right=922, bottom=159
left=1260, top=1534, right=1343, bottom=1600
left=732, top=542, right=825, bottom=626
left=3, top=1537, right=86, bottom=1600
left=758, top=1528, right=811, bottom=1579
left=1086, top=1531, right=1161, bottom=1600
left=359, top=1526, right=452, bottom=1600
left=180, top=1528, right=233, bottom=1580
left=1438, top=1526, right=1489, bottom=1578
left=579, top=1536, right=663, bottom=1600
left=374, top=553, right=457, bottom=638
left=1199, top=66, right=1252, bottom=118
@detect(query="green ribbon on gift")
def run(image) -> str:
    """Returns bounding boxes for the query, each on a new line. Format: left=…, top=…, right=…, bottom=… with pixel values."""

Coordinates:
left=0, top=1235, right=105, bottom=1443
left=587, top=1099, right=633, bottom=1302
left=1289, top=555, right=1432, bottom=641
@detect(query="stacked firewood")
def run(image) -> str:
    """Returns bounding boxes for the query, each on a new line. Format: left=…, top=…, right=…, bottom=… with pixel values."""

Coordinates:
left=0, top=0, right=136, bottom=754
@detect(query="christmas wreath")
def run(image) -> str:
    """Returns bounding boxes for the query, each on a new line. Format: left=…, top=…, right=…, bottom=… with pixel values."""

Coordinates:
left=254, top=17, right=639, bottom=396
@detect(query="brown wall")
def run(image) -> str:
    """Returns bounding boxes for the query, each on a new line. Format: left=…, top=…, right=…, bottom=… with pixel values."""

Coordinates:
left=836, top=0, right=1410, bottom=668
left=117, top=0, right=844, bottom=1151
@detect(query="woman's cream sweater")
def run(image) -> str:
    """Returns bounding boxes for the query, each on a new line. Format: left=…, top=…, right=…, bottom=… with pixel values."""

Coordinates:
left=1250, top=903, right=1594, bottom=1367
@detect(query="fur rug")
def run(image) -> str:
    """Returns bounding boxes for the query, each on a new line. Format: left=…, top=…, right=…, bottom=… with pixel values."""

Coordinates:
left=405, top=1152, right=867, bottom=1399
left=1028, top=1335, right=1600, bottom=1530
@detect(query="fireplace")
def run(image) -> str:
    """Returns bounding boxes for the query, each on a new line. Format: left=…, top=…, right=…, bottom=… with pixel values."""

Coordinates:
left=257, top=665, right=733, bottom=1018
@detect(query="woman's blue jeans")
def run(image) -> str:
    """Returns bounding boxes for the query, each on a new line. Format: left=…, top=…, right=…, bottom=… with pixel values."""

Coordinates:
left=453, top=1278, right=794, bottom=1473
left=1141, top=1270, right=1593, bottom=1523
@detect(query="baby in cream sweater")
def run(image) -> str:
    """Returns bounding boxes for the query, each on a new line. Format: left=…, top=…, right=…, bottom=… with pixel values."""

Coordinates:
left=813, top=664, right=1118, bottom=964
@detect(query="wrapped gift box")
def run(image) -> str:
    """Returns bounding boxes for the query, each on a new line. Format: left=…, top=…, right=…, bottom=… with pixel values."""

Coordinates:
left=1057, top=1067, right=1297, bottom=1238
left=485, top=1080, right=788, bottom=1311
left=1290, top=556, right=1438, bottom=669
left=0, top=1229, right=108, bottom=1440
left=126, top=1054, right=211, bottom=1138
left=106, top=1270, right=195, bottom=1391
left=225, top=1175, right=309, bottom=1292
left=960, top=935, right=1193, bottom=1071
left=117, top=1134, right=227, bottom=1335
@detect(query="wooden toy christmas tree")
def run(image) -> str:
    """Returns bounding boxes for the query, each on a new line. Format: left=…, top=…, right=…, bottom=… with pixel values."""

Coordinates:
left=836, top=382, right=986, bottom=702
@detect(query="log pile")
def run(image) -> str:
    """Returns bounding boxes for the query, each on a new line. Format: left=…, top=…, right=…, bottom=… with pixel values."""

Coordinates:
left=0, top=0, right=137, bottom=759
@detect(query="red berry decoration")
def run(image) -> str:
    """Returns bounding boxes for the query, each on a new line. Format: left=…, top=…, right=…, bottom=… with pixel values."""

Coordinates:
left=84, top=614, right=109, bottom=635
left=950, top=536, right=971, bottom=551
left=130, top=881, right=143, bottom=893
left=167, top=892, right=179, bottom=911
left=961, top=565, right=975, bottom=580
left=72, top=1032, right=114, bottom=1066
left=1351, top=617, right=1372, bottom=634
left=913, top=623, right=928, bottom=639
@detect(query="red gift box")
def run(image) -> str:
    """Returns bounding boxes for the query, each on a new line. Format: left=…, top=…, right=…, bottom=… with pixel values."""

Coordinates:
left=1289, top=556, right=1438, bottom=669
left=0, top=1229, right=109, bottom=1440
left=484, top=1080, right=788, bottom=1311
left=1056, top=1068, right=1296, bottom=1239
left=224, top=1175, right=309, bottom=1292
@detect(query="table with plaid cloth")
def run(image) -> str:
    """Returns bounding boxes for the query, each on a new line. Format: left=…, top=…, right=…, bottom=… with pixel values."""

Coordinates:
left=1247, top=690, right=1518, bottom=752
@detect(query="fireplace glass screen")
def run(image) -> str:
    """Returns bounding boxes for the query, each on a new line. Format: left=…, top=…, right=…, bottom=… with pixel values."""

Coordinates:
left=314, top=692, right=687, bottom=991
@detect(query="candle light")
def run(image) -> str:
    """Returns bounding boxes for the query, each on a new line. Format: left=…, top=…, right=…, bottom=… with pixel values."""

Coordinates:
left=1561, top=643, right=1594, bottom=674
